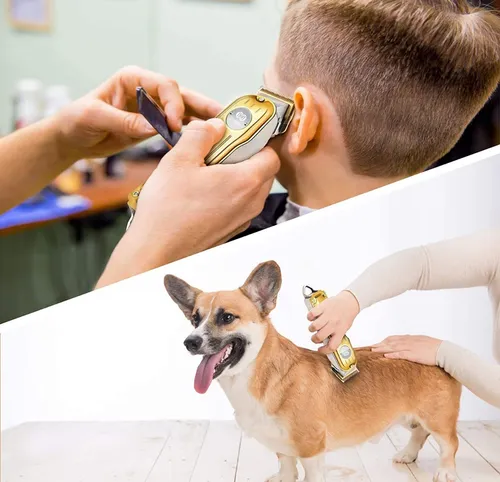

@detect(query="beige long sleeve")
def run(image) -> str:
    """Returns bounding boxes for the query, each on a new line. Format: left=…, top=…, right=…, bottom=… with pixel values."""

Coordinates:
left=346, top=229, right=500, bottom=409
left=437, top=341, right=500, bottom=408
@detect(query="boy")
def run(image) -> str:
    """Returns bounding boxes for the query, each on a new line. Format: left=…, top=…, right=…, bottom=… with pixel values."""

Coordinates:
left=235, top=0, right=500, bottom=237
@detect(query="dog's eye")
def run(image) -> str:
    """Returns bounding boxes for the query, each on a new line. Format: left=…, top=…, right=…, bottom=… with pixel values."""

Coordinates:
left=192, top=310, right=201, bottom=326
left=222, top=313, right=235, bottom=324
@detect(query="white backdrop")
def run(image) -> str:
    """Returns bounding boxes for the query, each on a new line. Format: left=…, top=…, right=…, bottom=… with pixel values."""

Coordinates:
left=2, top=146, right=500, bottom=431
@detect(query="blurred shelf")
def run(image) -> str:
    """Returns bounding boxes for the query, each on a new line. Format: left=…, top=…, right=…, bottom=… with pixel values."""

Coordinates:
left=0, top=160, right=158, bottom=236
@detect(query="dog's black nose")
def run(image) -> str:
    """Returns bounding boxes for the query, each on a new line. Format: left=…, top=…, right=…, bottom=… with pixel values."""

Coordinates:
left=184, top=335, right=203, bottom=354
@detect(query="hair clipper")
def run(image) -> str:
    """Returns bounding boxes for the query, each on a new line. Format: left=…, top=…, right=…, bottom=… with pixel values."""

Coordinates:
left=205, top=88, right=295, bottom=165
left=303, top=286, right=359, bottom=383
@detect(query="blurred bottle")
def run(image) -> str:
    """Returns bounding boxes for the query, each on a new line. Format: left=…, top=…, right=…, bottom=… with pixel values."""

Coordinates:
left=12, top=79, right=43, bottom=130
left=44, top=85, right=71, bottom=118
left=45, top=85, right=85, bottom=193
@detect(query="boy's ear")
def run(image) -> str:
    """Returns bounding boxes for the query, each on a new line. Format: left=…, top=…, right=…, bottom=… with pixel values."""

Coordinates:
left=241, top=261, right=282, bottom=316
left=288, top=86, right=320, bottom=155
left=164, top=275, right=201, bottom=319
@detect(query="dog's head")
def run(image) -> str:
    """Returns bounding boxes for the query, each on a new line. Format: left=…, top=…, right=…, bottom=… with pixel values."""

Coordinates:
left=164, top=261, right=282, bottom=394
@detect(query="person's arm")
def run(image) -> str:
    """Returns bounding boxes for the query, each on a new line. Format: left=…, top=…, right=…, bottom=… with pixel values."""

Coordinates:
left=0, top=117, right=74, bottom=212
left=308, top=229, right=500, bottom=352
left=0, top=65, right=221, bottom=214
left=437, top=341, right=500, bottom=408
left=372, top=334, right=500, bottom=409
left=347, top=229, right=500, bottom=310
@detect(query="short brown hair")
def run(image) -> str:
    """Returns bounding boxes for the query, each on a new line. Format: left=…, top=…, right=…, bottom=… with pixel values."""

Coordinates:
left=276, top=0, right=500, bottom=177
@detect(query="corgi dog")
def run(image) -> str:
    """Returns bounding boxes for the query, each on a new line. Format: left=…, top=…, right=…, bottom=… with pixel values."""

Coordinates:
left=164, top=261, right=461, bottom=482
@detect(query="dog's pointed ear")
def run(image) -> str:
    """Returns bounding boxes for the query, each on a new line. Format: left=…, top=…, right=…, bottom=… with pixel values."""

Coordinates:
left=241, top=261, right=282, bottom=316
left=164, top=275, right=202, bottom=319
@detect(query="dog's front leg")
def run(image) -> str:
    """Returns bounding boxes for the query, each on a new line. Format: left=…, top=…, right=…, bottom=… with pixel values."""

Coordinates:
left=265, top=453, right=298, bottom=482
left=300, top=454, right=325, bottom=482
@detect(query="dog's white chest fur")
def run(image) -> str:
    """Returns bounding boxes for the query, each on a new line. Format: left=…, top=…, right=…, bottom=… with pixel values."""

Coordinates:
left=219, top=364, right=294, bottom=455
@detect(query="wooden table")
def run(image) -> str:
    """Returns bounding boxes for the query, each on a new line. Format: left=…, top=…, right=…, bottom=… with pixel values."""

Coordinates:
left=0, top=160, right=158, bottom=236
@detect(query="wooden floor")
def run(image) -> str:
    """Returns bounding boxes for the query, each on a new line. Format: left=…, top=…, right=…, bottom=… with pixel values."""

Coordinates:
left=2, top=421, right=500, bottom=481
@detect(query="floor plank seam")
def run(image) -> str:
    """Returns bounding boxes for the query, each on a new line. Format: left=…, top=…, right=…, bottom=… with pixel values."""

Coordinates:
left=457, top=427, right=500, bottom=476
left=188, top=421, right=210, bottom=482
left=143, top=430, right=172, bottom=482
left=482, top=422, right=500, bottom=441
left=233, top=429, right=243, bottom=482
left=354, top=446, right=374, bottom=482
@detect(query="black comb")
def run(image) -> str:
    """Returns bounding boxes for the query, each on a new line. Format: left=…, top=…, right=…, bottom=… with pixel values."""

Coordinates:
left=136, top=86, right=181, bottom=150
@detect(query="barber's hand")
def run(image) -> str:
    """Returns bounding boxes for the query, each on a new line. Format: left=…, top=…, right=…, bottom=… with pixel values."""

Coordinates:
left=96, top=118, right=280, bottom=288
left=371, top=335, right=443, bottom=365
left=307, top=291, right=360, bottom=353
left=53, top=65, right=222, bottom=160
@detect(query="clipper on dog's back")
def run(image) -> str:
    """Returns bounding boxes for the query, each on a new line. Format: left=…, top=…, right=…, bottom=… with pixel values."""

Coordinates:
left=303, top=286, right=359, bottom=382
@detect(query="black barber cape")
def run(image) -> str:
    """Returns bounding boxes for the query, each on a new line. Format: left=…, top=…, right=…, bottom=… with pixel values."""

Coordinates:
left=230, top=193, right=288, bottom=241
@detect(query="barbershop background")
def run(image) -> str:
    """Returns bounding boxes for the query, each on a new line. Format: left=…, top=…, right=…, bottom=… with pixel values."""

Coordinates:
left=0, top=0, right=498, bottom=323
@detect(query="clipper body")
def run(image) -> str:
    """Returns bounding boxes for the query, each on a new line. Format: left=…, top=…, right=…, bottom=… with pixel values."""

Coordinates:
left=205, top=88, right=295, bottom=165
left=303, top=286, right=359, bottom=382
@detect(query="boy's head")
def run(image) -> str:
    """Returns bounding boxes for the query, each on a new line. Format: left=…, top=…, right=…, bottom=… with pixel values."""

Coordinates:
left=264, top=0, right=500, bottom=202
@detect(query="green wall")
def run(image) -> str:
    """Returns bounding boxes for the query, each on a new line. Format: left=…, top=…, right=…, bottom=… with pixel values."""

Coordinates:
left=0, top=0, right=286, bottom=133
left=155, top=0, right=285, bottom=105
left=0, top=0, right=154, bottom=134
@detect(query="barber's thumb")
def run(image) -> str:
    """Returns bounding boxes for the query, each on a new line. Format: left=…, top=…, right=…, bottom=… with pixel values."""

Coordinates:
left=171, top=118, right=226, bottom=164
left=241, top=147, right=281, bottom=181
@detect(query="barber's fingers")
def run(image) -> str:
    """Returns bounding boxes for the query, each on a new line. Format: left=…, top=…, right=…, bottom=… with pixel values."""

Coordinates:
left=181, top=87, right=222, bottom=121
left=91, top=101, right=157, bottom=139
left=100, top=66, right=186, bottom=132
left=166, top=119, right=226, bottom=165
left=182, top=116, right=200, bottom=125
left=318, top=333, right=344, bottom=354
left=308, top=305, right=324, bottom=322
left=228, top=147, right=281, bottom=188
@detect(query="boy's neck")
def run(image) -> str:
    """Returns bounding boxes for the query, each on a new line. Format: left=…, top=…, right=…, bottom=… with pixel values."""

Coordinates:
left=284, top=154, right=403, bottom=209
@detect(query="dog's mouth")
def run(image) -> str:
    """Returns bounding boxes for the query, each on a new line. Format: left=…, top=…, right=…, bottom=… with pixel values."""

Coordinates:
left=194, top=337, right=246, bottom=394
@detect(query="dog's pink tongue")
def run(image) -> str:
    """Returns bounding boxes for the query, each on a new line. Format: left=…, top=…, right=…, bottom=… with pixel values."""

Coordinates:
left=194, top=348, right=227, bottom=394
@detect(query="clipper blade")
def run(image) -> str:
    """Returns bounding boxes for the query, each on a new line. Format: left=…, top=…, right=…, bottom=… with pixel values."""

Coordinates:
left=330, top=364, right=360, bottom=383
left=256, top=87, right=295, bottom=136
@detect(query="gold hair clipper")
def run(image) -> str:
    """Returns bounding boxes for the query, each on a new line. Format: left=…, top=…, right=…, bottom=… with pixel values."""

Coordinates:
left=126, top=87, right=295, bottom=230
left=205, top=88, right=295, bottom=165
left=303, top=286, right=359, bottom=383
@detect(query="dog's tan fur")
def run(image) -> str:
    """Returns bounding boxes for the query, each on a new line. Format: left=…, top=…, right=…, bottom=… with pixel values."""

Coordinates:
left=253, top=324, right=461, bottom=458
left=165, top=261, right=462, bottom=482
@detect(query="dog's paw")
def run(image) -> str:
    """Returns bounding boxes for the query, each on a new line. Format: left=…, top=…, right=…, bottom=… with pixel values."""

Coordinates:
left=265, top=475, right=293, bottom=482
left=265, top=474, right=297, bottom=482
left=393, top=449, right=418, bottom=464
left=433, top=468, right=457, bottom=482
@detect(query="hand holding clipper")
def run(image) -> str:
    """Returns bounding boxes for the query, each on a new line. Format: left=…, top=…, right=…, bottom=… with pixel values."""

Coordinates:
left=126, top=86, right=294, bottom=230
left=303, top=286, right=360, bottom=382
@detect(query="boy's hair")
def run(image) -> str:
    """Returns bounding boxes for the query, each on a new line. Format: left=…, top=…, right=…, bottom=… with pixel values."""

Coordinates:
left=276, top=0, right=500, bottom=177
